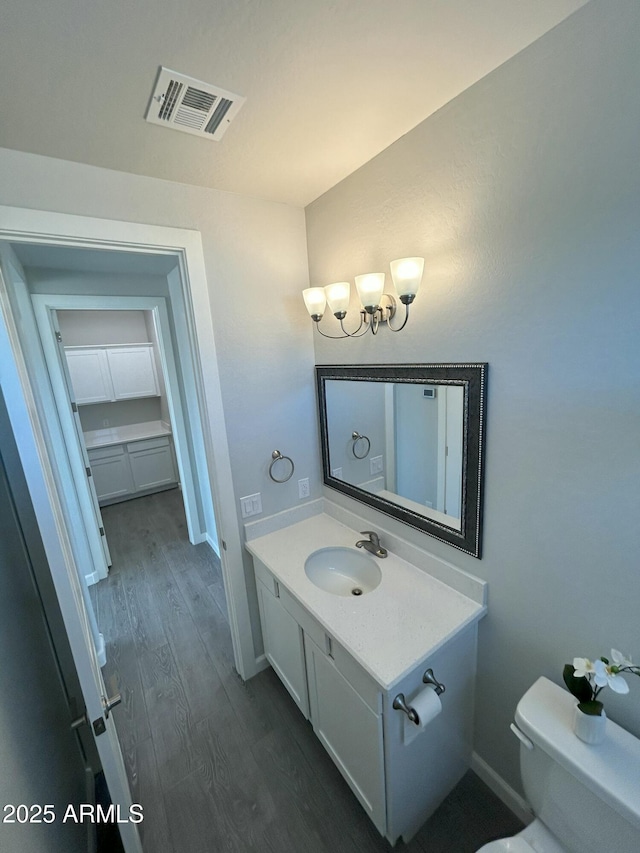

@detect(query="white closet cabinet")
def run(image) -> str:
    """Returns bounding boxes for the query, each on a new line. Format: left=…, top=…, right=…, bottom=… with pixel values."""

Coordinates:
left=65, top=348, right=114, bottom=404
left=88, top=445, right=134, bottom=502
left=128, top=436, right=179, bottom=492
left=106, top=346, right=159, bottom=400
left=88, top=436, right=177, bottom=505
left=65, top=344, right=159, bottom=405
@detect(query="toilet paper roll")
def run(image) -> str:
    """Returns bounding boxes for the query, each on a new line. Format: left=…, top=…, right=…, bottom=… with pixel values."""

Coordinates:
left=411, top=684, right=442, bottom=728
left=403, top=685, right=442, bottom=745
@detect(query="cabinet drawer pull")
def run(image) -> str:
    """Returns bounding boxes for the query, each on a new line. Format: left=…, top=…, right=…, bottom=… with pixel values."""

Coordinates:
left=274, top=580, right=280, bottom=598
left=325, top=634, right=333, bottom=659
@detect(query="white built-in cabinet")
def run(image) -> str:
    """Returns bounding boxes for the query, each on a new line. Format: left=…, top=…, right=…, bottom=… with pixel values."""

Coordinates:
left=88, top=436, right=177, bottom=505
left=65, top=343, right=160, bottom=405
left=255, top=558, right=386, bottom=834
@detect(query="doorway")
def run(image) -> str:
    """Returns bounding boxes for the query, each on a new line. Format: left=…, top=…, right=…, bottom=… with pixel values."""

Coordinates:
left=0, top=204, right=259, bottom=688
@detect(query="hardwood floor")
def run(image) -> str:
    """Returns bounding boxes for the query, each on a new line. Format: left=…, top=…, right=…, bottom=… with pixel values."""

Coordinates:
left=93, top=489, right=523, bottom=852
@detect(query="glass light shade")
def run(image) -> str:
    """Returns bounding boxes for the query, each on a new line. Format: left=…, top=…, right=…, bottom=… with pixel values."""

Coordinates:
left=324, top=282, right=350, bottom=315
left=303, top=287, right=327, bottom=318
left=355, top=273, right=385, bottom=309
left=390, top=257, right=424, bottom=299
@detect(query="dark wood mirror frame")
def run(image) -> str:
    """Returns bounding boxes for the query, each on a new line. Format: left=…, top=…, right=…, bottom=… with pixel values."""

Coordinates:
left=315, top=363, right=487, bottom=558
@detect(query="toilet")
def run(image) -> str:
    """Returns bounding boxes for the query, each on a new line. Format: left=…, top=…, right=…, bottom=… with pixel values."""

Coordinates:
left=477, top=676, right=640, bottom=853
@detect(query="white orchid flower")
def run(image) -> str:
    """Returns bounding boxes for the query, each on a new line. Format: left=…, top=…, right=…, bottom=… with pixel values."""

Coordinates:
left=594, top=658, right=630, bottom=694
left=611, top=649, right=633, bottom=669
left=573, top=657, right=596, bottom=678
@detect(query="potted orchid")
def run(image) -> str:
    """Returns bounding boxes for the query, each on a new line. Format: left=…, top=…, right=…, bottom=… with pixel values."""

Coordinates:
left=563, top=649, right=640, bottom=744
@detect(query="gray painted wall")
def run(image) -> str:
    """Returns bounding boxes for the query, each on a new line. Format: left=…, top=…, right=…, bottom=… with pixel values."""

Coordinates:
left=306, top=0, right=640, bottom=794
left=0, top=165, right=316, bottom=661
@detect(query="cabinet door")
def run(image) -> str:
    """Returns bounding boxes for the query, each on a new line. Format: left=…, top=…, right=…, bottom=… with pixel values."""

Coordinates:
left=257, top=579, right=310, bottom=718
left=65, top=348, right=114, bottom=405
left=106, top=346, right=159, bottom=400
left=88, top=446, right=133, bottom=502
left=306, top=635, right=386, bottom=834
left=127, top=437, right=177, bottom=491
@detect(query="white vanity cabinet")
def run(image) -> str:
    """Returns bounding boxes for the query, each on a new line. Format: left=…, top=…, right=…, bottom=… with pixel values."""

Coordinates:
left=248, top=526, right=485, bottom=847
left=304, top=635, right=386, bottom=832
left=88, top=435, right=177, bottom=505
left=254, top=558, right=387, bottom=835
left=256, top=574, right=310, bottom=718
left=65, top=343, right=159, bottom=405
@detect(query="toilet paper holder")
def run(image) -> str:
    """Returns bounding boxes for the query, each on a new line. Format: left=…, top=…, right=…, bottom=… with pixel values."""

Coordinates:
left=392, top=668, right=446, bottom=725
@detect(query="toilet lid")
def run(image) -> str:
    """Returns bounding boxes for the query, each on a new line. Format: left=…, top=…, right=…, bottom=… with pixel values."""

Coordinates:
left=476, top=838, right=535, bottom=852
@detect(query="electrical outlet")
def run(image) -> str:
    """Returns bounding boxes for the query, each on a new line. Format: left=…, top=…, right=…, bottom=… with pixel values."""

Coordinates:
left=370, top=455, right=383, bottom=475
left=240, top=492, right=262, bottom=518
left=102, top=419, right=110, bottom=427
left=298, top=478, right=310, bottom=499
left=331, top=467, right=343, bottom=479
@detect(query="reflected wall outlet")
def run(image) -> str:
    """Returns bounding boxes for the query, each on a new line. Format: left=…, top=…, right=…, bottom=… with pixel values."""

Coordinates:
left=240, top=492, right=262, bottom=518
left=331, top=467, right=343, bottom=479
left=370, top=455, right=383, bottom=475
left=298, top=478, right=310, bottom=499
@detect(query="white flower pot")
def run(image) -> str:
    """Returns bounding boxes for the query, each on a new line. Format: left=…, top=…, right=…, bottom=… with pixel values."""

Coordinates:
left=573, top=706, right=607, bottom=744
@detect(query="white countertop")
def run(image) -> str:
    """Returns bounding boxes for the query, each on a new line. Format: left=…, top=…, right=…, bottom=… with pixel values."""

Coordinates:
left=83, top=420, right=171, bottom=449
left=245, top=513, right=486, bottom=691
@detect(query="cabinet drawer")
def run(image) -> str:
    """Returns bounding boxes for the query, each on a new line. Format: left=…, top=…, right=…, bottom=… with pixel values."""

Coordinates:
left=88, top=444, right=126, bottom=461
left=126, top=435, right=170, bottom=453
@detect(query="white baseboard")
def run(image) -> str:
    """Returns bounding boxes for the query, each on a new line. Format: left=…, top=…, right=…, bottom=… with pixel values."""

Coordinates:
left=254, top=654, right=269, bottom=674
left=471, top=751, right=533, bottom=826
left=205, top=533, right=220, bottom=558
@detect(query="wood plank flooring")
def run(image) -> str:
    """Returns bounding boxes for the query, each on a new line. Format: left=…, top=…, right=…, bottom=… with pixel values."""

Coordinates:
left=93, top=488, right=523, bottom=852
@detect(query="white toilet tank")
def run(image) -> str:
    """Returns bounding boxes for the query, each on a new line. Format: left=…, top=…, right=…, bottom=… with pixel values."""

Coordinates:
left=514, top=677, right=640, bottom=853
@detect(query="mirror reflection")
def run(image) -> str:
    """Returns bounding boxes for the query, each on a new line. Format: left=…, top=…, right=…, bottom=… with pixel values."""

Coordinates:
left=316, top=364, right=487, bottom=558
left=325, top=380, right=463, bottom=530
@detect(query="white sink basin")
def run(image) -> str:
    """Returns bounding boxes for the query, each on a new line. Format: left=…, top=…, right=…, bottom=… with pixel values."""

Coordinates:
left=304, top=547, right=382, bottom=596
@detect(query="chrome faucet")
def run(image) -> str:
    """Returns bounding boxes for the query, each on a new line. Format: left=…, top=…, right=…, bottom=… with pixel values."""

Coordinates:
left=355, top=530, right=388, bottom=558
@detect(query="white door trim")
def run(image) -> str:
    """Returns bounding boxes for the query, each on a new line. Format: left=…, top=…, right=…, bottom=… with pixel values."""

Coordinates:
left=32, top=294, right=204, bottom=556
left=0, top=267, right=142, bottom=853
left=0, top=203, right=255, bottom=680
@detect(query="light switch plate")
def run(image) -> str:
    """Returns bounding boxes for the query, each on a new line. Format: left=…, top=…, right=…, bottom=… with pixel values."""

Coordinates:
left=370, top=455, right=383, bottom=475
left=331, top=467, right=343, bottom=479
left=240, top=492, right=262, bottom=518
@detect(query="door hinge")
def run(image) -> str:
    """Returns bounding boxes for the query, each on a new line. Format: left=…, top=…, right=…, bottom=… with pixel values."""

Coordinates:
left=221, top=539, right=227, bottom=551
left=55, top=330, right=62, bottom=343
left=71, top=401, right=78, bottom=413
left=99, top=527, right=105, bottom=536
left=86, top=467, right=92, bottom=478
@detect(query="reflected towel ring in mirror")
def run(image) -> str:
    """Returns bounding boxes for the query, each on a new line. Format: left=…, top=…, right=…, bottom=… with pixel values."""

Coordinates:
left=269, top=450, right=295, bottom=483
left=351, top=431, right=371, bottom=459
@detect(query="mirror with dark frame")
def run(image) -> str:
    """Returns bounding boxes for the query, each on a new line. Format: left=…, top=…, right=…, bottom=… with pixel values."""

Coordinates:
left=315, top=364, right=487, bottom=558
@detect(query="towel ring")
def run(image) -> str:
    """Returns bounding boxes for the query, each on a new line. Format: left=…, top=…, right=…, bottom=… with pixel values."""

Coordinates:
left=351, top=431, right=371, bottom=460
left=269, top=450, right=295, bottom=483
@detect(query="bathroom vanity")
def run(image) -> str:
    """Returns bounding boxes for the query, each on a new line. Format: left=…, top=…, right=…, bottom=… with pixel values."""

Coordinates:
left=245, top=511, right=486, bottom=844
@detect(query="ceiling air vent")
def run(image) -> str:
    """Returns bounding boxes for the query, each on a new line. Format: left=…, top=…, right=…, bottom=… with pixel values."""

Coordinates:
left=145, top=67, right=245, bottom=141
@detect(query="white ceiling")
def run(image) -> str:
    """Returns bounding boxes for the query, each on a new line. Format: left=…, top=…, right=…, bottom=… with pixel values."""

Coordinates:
left=0, top=0, right=588, bottom=207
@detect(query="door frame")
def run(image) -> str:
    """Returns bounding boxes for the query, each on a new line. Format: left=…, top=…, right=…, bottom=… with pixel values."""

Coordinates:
left=33, top=294, right=206, bottom=579
left=0, top=204, right=256, bottom=681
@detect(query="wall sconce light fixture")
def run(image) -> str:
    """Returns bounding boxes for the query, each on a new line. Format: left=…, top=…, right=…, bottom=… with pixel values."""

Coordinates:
left=303, top=257, right=424, bottom=338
